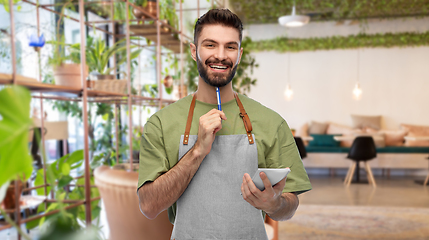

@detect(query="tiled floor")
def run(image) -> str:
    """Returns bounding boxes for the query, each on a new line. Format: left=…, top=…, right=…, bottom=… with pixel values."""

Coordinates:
left=1, top=174, right=429, bottom=239
left=299, top=175, right=429, bottom=208
left=279, top=174, right=429, bottom=240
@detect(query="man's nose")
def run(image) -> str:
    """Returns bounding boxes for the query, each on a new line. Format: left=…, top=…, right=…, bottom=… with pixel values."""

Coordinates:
left=214, top=47, right=227, bottom=60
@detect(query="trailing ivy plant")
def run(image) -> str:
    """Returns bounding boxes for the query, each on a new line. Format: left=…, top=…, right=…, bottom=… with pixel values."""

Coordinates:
left=247, top=31, right=429, bottom=53
left=230, top=0, right=429, bottom=24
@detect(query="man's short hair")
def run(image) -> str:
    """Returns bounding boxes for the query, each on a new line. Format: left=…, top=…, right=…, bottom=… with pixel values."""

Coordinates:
left=193, top=8, right=243, bottom=45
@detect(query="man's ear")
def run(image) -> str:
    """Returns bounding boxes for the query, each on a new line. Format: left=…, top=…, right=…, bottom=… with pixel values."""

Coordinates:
left=190, top=42, right=197, bottom=62
left=237, top=47, right=244, bottom=65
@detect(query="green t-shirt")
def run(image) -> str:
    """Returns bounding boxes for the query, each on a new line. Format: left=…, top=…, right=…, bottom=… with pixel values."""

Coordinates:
left=137, top=93, right=312, bottom=224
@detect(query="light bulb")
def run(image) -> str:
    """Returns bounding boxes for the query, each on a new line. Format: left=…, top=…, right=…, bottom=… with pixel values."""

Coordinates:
left=353, top=82, right=362, bottom=100
left=284, top=84, right=293, bottom=101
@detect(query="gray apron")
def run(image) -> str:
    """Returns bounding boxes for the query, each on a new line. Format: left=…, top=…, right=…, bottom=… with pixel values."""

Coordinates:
left=171, top=93, right=268, bottom=240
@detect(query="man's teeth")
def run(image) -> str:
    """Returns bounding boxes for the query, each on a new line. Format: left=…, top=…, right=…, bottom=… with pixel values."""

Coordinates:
left=210, top=65, right=227, bottom=69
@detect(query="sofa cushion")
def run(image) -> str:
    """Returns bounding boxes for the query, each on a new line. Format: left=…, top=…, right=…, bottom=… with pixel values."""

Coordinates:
left=308, top=121, right=329, bottom=134
left=326, top=123, right=363, bottom=147
left=308, top=134, right=341, bottom=147
left=372, top=129, right=407, bottom=146
left=400, top=124, right=429, bottom=147
left=297, top=122, right=309, bottom=137
left=351, top=114, right=382, bottom=130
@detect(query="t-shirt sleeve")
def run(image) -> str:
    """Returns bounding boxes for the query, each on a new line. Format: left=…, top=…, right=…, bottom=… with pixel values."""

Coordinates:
left=265, top=121, right=312, bottom=195
left=137, top=116, right=170, bottom=191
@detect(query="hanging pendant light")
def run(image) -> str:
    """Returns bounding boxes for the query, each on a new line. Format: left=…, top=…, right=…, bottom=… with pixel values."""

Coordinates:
left=278, top=1, right=310, bottom=28
left=353, top=50, right=362, bottom=100
left=284, top=84, right=294, bottom=100
left=353, top=82, right=362, bottom=100
left=284, top=53, right=294, bottom=101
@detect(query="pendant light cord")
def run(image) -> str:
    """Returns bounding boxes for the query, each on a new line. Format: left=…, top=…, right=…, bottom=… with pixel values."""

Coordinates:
left=357, top=49, right=360, bottom=84
left=288, top=52, right=291, bottom=86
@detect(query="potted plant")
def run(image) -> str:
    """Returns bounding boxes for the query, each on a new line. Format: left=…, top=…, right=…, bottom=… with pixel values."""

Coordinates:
left=70, top=36, right=142, bottom=79
left=67, top=35, right=142, bottom=93
left=132, top=0, right=157, bottom=20
left=47, top=37, right=89, bottom=89
left=47, top=1, right=88, bottom=89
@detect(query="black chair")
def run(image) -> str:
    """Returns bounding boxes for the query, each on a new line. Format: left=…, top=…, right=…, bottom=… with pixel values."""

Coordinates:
left=344, top=136, right=377, bottom=187
left=294, top=137, right=307, bottom=160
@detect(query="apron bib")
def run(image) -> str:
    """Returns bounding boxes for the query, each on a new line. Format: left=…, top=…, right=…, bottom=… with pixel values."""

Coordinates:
left=171, top=93, right=268, bottom=240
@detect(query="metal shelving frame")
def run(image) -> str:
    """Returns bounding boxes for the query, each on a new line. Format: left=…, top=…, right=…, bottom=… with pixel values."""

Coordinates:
left=1, top=0, right=224, bottom=239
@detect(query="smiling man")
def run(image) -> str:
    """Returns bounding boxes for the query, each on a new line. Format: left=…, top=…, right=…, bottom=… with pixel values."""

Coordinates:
left=137, top=9, right=312, bottom=239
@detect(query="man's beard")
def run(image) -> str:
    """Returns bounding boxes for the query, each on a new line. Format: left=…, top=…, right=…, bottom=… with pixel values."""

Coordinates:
left=196, top=52, right=238, bottom=88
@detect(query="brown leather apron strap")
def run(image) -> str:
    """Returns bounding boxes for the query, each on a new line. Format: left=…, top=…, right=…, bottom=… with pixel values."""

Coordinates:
left=183, top=94, right=197, bottom=145
left=183, top=93, right=254, bottom=145
left=234, top=92, right=254, bottom=144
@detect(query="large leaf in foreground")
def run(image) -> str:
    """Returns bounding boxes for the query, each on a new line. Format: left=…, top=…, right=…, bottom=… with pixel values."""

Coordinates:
left=0, top=85, right=33, bottom=187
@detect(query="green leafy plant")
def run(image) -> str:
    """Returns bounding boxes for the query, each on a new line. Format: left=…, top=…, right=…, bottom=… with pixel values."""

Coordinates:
left=141, top=83, right=158, bottom=97
left=0, top=85, right=33, bottom=190
left=159, top=0, right=179, bottom=30
left=0, top=85, right=33, bottom=239
left=0, top=0, right=21, bottom=12
left=46, top=0, right=77, bottom=68
left=230, top=0, right=429, bottom=24
left=232, top=37, right=258, bottom=95
left=68, top=36, right=142, bottom=75
left=0, top=86, right=103, bottom=240
left=46, top=37, right=78, bottom=68
left=28, top=150, right=103, bottom=239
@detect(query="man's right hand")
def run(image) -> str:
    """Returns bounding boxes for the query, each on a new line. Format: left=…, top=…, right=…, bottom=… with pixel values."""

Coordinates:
left=194, top=109, right=227, bottom=157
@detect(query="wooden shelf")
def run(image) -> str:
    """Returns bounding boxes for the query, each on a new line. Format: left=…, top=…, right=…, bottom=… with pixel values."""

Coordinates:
left=130, top=24, right=187, bottom=53
left=0, top=78, right=175, bottom=105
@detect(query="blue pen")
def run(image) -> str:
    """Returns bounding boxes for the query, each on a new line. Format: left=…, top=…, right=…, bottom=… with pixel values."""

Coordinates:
left=216, top=87, right=222, bottom=111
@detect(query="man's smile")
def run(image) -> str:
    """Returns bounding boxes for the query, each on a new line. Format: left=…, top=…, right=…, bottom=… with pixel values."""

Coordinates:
left=208, top=64, right=229, bottom=72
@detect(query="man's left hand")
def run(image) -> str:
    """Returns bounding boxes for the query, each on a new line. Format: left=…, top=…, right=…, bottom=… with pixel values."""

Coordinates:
left=240, top=171, right=287, bottom=214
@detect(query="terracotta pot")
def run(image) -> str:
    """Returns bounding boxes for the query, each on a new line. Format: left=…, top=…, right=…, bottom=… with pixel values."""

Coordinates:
left=132, top=7, right=144, bottom=19
left=53, top=63, right=89, bottom=88
left=2, top=181, right=23, bottom=210
left=141, top=1, right=158, bottom=19
left=163, top=75, right=173, bottom=88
